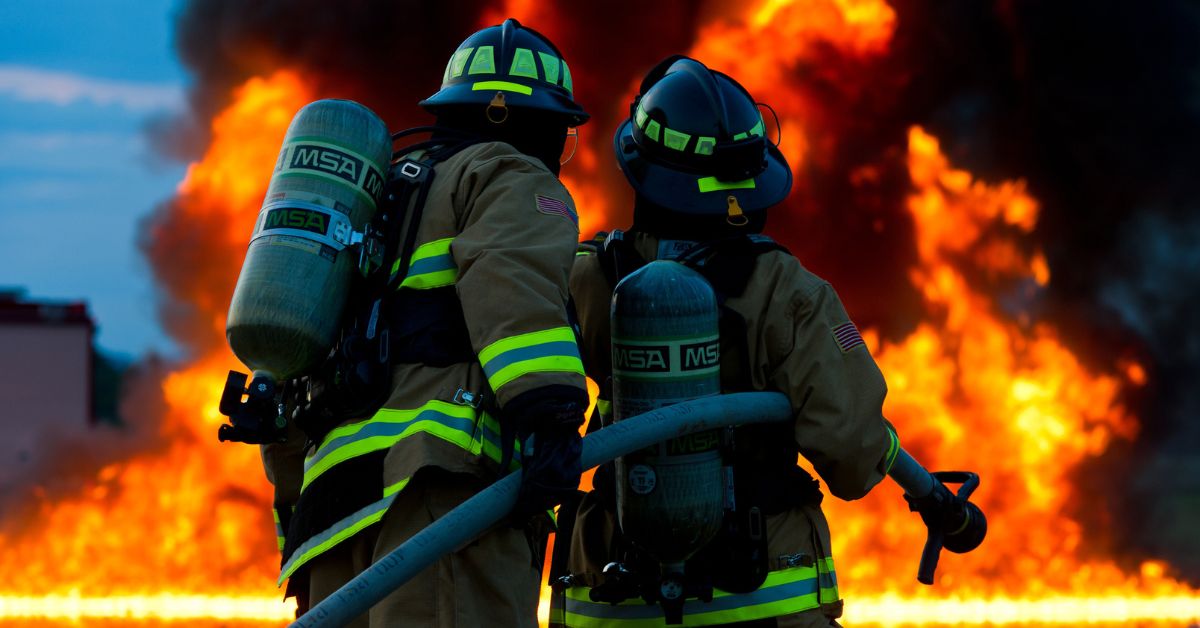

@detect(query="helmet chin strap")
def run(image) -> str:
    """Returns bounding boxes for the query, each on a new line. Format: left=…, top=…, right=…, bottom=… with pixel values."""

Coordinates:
left=560, top=127, right=580, bottom=166
left=757, top=102, right=782, bottom=147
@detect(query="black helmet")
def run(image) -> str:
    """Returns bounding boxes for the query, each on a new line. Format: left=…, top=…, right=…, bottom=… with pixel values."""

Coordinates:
left=615, top=55, right=790, bottom=227
left=420, top=18, right=589, bottom=126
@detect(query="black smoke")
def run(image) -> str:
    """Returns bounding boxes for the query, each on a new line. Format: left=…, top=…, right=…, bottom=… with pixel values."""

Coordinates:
left=150, top=0, right=1200, bottom=580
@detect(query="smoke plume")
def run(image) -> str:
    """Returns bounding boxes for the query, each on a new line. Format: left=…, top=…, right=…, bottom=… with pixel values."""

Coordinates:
left=143, top=0, right=1200, bottom=580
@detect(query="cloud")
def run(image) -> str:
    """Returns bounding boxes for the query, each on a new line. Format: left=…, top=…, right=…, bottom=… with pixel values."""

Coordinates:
left=0, top=64, right=185, bottom=112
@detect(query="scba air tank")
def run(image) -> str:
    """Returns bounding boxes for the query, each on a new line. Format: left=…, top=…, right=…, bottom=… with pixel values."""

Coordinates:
left=611, top=260, right=725, bottom=565
left=226, top=99, right=391, bottom=382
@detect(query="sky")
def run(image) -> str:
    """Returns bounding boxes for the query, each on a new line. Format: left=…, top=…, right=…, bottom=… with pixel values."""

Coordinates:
left=0, top=0, right=188, bottom=360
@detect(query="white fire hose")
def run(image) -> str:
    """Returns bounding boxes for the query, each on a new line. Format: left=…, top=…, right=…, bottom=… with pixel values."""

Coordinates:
left=289, top=392, right=981, bottom=626
left=290, top=392, right=792, bottom=627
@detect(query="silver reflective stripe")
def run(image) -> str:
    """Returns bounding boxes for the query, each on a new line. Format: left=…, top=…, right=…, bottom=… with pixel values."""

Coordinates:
left=561, top=562, right=836, bottom=627
left=566, top=577, right=817, bottom=620
left=278, top=492, right=396, bottom=585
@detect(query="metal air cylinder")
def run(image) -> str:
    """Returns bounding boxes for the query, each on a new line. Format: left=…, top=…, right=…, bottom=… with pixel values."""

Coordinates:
left=226, top=99, right=391, bottom=382
left=611, top=260, right=725, bottom=564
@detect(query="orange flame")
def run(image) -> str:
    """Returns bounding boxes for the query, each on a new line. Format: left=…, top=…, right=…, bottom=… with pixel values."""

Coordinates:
left=0, top=72, right=309, bottom=624
left=2, top=2, right=1199, bottom=626
left=823, top=127, right=1195, bottom=624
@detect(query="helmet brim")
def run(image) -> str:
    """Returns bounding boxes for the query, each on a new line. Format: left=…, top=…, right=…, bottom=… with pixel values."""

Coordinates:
left=613, top=119, right=791, bottom=214
left=420, top=84, right=590, bottom=126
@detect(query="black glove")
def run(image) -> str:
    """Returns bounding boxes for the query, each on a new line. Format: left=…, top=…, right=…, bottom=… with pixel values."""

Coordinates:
left=504, top=386, right=587, bottom=525
left=904, top=480, right=959, bottom=531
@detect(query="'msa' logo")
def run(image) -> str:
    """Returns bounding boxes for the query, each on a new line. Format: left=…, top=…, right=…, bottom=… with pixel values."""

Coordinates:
left=681, top=340, right=720, bottom=371
left=613, top=344, right=670, bottom=372
left=263, top=207, right=329, bottom=235
left=290, top=144, right=365, bottom=185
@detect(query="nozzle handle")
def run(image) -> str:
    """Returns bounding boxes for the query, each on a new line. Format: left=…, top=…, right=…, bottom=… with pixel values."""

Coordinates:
left=888, top=449, right=987, bottom=585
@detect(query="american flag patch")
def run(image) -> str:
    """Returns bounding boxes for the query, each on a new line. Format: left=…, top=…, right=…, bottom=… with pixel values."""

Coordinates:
left=535, top=194, right=577, bottom=228
left=832, top=321, right=865, bottom=353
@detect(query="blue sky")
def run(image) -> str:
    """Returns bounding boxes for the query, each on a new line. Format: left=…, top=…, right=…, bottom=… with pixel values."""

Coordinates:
left=0, top=0, right=189, bottom=359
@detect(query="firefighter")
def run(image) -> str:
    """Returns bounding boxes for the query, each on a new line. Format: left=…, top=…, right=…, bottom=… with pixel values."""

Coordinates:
left=555, top=55, right=901, bottom=627
left=262, top=19, right=591, bottom=627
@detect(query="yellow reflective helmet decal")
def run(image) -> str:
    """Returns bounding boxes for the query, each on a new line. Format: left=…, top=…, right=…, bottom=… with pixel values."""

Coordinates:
left=695, top=136, right=716, bottom=155
left=510, top=47, right=538, bottom=79
left=468, top=45, right=496, bottom=74
left=644, top=119, right=661, bottom=142
left=472, top=80, right=534, bottom=95
left=698, top=176, right=756, bottom=193
left=663, top=127, right=691, bottom=151
left=539, top=51, right=560, bottom=85
left=562, top=60, right=574, bottom=93
left=635, top=103, right=649, bottom=129
left=449, top=47, right=474, bottom=79
left=749, top=117, right=765, bottom=137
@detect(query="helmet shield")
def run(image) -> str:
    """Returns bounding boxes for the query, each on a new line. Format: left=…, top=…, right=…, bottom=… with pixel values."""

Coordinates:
left=420, top=18, right=589, bottom=126
left=614, top=57, right=790, bottom=216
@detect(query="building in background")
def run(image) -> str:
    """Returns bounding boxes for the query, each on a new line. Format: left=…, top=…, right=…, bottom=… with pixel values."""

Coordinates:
left=0, top=289, right=96, bottom=501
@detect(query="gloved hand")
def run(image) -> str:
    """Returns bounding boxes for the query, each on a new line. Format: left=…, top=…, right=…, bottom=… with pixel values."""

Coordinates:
left=904, top=480, right=959, bottom=532
left=504, top=386, right=587, bottom=525
left=513, top=425, right=583, bottom=524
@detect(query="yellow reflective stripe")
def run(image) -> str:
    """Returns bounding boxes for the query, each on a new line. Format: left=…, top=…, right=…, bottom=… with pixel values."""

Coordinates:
left=479, top=327, right=583, bottom=392
left=472, top=80, right=533, bottom=95
left=817, top=556, right=839, bottom=603
left=280, top=408, right=521, bottom=584
left=562, top=563, right=831, bottom=627
left=383, top=477, right=411, bottom=499
left=695, top=136, right=716, bottom=155
left=278, top=494, right=393, bottom=585
left=478, top=327, right=577, bottom=364
left=549, top=591, right=566, bottom=626
left=510, top=48, right=538, bottom=79
left=449, top=47, right=473, bottom=78
left=395, top=237, right=458, bottom=290
left=399, top=268, right=457, bottom=289
left=663, top=127, right=691, bottom=151
left=596, top=398, right=612, bottom=418
left=302, top=401, right=480, bottom=491
left=882, top=426, right=900, bottom=474
left=539, top=51, right=561, bottom=85
left=645, top=120, right=661, bottom=142
left=468, top=45, right=495, bottom=74
left=698, top=176, right=756, bottom=193
left=392, top=237, right=453, bottom=275
left=478, top=411, right=521, bottom=471
left=488, top=355, right=584, bottom=391
left=272, top=508, right=285, bottom=552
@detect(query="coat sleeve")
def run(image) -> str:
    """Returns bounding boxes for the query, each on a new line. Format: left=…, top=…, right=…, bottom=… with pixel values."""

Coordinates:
left=761, top=265, right=899, bottom=501
left=450, top=151, right=587, bottom=409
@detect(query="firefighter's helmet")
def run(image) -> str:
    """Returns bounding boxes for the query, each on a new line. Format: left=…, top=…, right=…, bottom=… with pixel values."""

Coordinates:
left=615, top=55, right=790, bottom=224
left=420, top=18, right=589, bottom=126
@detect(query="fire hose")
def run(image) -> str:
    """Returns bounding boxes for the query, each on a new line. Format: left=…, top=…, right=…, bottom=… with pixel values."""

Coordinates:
left=289, top=392, right=986, bottom=627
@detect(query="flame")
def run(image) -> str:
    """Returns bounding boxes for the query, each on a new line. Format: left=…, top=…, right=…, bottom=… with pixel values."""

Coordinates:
left=689, top=0, right=897, bottom=177
left=0, top=72, right=308, bottom=624
left=3, top=1, right=1199, bottom=626
left=823, top=126, right=1195, bottom=624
